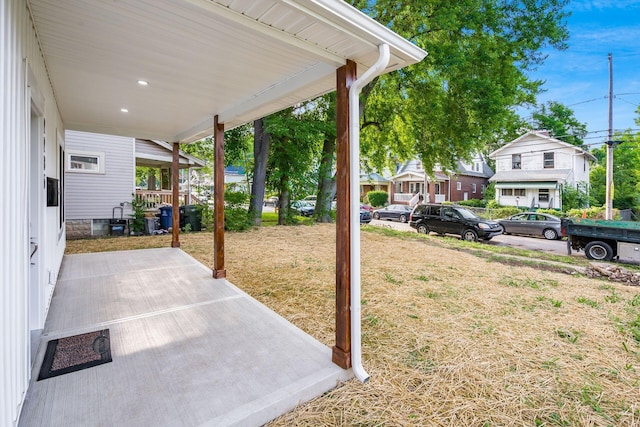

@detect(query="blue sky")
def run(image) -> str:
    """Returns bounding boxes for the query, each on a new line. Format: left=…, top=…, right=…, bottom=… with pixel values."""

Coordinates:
left=520, top=0, right=640, bottom=147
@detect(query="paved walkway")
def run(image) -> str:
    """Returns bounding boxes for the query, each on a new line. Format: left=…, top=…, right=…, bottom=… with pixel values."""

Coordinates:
left=20, top=248, right=351, bottom=427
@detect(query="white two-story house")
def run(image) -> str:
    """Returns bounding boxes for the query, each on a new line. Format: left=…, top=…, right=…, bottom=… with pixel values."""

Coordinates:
left=489, top=130, right=595, bottom=210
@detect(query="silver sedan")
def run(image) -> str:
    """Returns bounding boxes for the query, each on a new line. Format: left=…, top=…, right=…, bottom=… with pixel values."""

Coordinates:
left=497, top=212, right=562, bottom=240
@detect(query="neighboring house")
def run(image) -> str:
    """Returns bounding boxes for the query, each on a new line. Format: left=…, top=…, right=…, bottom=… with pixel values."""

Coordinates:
left=193, top=165, right=252, bottom=195
left=388, top=155, right=494, bottom=205
left=64, top=131, right=205, bottom=238
left=360, top=173, right=391, bottom=200
left=489, top=130, right=595, bottom=210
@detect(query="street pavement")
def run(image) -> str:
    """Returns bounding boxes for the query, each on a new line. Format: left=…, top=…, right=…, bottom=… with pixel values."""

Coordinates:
left=368, top=218, right=581, bottom=258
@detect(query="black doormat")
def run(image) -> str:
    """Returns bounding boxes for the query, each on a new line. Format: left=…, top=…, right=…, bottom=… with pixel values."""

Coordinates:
left=38, top=329, right=112, bottom=381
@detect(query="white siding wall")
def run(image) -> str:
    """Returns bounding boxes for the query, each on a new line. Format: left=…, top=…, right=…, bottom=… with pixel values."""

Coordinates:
left=65, top=131, right=135, bottom=220
left=572, top=154, right=591, bottom=184
left=135, top=139, right=173, bottom=158
left=0, top=0, right=65, bottom=426
left=1, top=1, right=65, bottom=425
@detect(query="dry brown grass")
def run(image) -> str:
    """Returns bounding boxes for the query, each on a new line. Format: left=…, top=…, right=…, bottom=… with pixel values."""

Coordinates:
left=66, top=225, right=640, bottom=426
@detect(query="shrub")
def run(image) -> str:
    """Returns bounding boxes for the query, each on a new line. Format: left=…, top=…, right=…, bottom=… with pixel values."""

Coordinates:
left=458, top=199, right=486, bottom=207
left=200, top=203, right=214, bottom=230
left=130, top=194, right=146, bottom=234
left=367, top=191, right=389, bottom=207
left=566, top=206, right=620, bottom=220
left=224, top=207, right=252, bottom=231
left=490, top=207, right=521, bottom=219
left=486, top=199, right=501, bottom=209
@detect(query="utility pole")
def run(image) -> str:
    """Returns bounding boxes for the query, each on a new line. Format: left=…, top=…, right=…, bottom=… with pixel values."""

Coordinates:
left=605, top=53, right=614, bottom=220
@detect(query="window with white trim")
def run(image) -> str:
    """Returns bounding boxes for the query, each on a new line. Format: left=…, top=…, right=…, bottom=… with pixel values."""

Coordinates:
left=543, top=152, right=554, bottom=169
left=512, top=154, right=521, bottom=169
left=539, top=188, right=549, bottom=202
left=456, top=181, right=461, bottom=191
left=472, top=183, right=477, bottom=193
left=514, top=188, right=526, bottom=197
left=66, top=150, right=105, bottom=174
left=501, top=188, right=513, bottom=196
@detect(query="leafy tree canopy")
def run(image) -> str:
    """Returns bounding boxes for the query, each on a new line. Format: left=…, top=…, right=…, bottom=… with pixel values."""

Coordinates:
left=532, top=101, right=587, bottom=148
left=589, top=117, right=640, bottom=210
left=350, top=0, right=569, bottom=173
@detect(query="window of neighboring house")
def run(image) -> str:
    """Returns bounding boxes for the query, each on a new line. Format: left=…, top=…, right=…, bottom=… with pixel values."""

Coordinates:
left=514, top=189, right=526, bottom=197
left=456, top=181, right=461, bottom=191
left=472, top=183, right=477, bottom=193
left=416, top=161, right=422, bottom=170
left=539, top=188, right=549, bottom=202
left=512, top=154, right=521, bottom=169
left=481, top=184, right=486, bottom=193
left=435, top=183, right=441, bottom=194
left=67, top=150, right=105, bottom=174
left=501, top=188, right=513, bottom=196
left=395, top=182, right=402, bottom=193
left=543, top=152, right=554, bottom=169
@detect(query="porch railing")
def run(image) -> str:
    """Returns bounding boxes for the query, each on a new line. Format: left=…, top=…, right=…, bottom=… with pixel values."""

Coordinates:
left=393, top=193, right=413, bottom=202
left=394, top=193, right=447, bottom=203
left=135, top=190, right=201, bottom=209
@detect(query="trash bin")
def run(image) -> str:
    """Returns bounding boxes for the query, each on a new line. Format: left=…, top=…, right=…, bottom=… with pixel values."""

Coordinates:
left=181, top=205, right=202, bottom=231
left=159, top=206, right=172, bottom=229
left=144, top=217, right=158, bottom=235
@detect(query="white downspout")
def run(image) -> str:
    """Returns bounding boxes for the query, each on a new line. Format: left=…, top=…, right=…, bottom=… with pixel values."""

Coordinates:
left=349, top=43, right=390, bottom=383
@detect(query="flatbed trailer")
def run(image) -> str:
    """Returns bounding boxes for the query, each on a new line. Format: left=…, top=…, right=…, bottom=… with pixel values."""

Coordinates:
left=561, top=218, right=640, bottom=262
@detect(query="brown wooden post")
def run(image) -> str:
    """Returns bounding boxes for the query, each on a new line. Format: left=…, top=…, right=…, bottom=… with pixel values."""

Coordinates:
left=213, top=115, right=226, bottom=278
left=333, top=60, right=356, bottom=369
left=171, top=142, right=180, bottom=248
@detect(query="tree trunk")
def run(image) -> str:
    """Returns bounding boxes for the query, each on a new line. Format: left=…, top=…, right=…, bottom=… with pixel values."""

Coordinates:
left=249, top=118, right=270, bottom=225
left=315, top=136, right=336, bottom=223
left=277, top=177, right=290, bottom=226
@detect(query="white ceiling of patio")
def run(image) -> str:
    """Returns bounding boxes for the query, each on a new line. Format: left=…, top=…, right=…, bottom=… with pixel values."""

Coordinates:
left=28, top=0, right=426, bottom=143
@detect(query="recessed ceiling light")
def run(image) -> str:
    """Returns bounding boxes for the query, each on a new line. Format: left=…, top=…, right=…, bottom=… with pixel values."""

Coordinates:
left=121, top=108, right=129, bottom=113
left=137, top=80, right=149, bottom=86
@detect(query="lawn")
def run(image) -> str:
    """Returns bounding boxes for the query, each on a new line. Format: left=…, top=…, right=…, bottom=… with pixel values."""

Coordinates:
left=65, top=224, right=640, bottom=426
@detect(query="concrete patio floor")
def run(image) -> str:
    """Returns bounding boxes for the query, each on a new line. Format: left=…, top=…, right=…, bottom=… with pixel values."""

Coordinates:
left=19, top=248, right=351, bottom=427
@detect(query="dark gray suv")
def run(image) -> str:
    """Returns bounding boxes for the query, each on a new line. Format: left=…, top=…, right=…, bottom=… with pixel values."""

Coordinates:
left=409, top=204, right=503, bottom=241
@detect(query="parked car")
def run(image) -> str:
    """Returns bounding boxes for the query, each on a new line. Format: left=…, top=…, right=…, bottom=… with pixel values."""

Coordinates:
left=291, top=200, right=314, bottom=216
left=372, top=204, right=413, bottom=223
left=360, top=208, right=372, bottom=224
left=497, top=212, right=562, bottom=240
left=409, top=204, right=503, bottom=242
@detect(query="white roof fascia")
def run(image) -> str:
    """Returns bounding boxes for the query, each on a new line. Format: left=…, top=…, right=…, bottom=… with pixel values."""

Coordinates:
left=149, top=140, right=206, bottom=167
left=285, top=0, right=427, bottom=63
left=136, top=152, right=196, bottom=166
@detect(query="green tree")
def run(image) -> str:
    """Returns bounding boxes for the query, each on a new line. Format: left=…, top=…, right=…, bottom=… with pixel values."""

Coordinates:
left=532, top=101, right=587, bottom=148
left=590, top=126, right=640, bottom=210
left=265, top=103, right=324, bottom=225
left=349, top=0, right=569, bottom=172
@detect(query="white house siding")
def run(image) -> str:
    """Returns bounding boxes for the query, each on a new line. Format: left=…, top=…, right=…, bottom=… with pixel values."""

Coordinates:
left=136, top=139, right=173, bottom=158
left=491, top=132, right=593, bottom=210
left=65, top=130, right=135, bottom=223
left=1, top=1, right=65, bottom=425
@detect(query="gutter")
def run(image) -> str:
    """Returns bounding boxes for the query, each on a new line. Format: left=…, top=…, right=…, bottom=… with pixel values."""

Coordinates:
left=348, top=43, right=390, bottom=383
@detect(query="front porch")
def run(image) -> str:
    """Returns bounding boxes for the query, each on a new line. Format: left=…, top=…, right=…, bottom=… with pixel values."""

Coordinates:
left=19, top=248, right=351, bottom=427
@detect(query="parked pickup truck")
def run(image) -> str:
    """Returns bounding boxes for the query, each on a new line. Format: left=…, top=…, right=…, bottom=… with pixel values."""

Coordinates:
left=561, top=218, right=640, bottom=262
